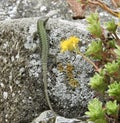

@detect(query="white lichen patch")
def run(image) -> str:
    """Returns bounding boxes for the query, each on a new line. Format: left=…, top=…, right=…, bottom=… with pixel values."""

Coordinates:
left=15, top=52, right=20, bottom=59
left=7, top=0, right=21, bottom=18
left=9, top=85, right=13, bottom=92
left=0, top=82, right=5, bottom=88
left=3, top=92, right=8, bottom=99
left=11, top=56, right=15, bottom=62
left=9, top=71, right=13, bottom=81
left=1, top=56, right=7, bottom=63
left=3, top=41, right=9, bottom=49
left=15, top=80, right=20, bottom=85
left=12, top=93, right=15, bottom=97
left=24, top=36, right=37, bottom=50
left=40, top=6, right=47, bottom=12
left=24, top=24, right=37, bottom=50
left=28, top=54, right=41, bottom=78
left=19, top=67, right=25, bottom=75
left=29, top=24, right=37, bottom=34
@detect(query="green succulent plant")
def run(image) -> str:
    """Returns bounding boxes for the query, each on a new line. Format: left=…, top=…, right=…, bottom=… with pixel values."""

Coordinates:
left=85, top=98, right=107, bottom=123
left=86, top=40, right=103, bottom=60
left=87, top=13, right=103, bottom=38
left=108, top=81, right=120, bottom=101
left=86, top=13, right=99, bottom=24
left=105, top=20, right=117, bottom=33
left=86, top=13, right=120, bottom=122
left=89, top=73, right=107, bottom=93
left=87, top=22, right=102, bottom=38
left=104, top=61, right=119, bottom=74
left=106, top=100, right=119, bottom=116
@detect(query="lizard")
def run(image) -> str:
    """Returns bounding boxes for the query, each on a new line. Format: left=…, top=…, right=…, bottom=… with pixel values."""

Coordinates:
left=37, top=11, right=57, bottom=118
left=36, top=12, right=87, bottom=123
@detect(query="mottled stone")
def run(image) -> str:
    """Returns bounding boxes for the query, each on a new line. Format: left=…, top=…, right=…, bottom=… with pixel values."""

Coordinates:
left=0, top=17, right=47, bottom=123
left=0, top=17, right=95, bottom=123
left=0, top=0, right=71, bottom=21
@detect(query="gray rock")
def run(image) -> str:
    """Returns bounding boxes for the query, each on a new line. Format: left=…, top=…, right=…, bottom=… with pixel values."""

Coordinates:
left=0, top=17, right=46, bottom=123
left=31, top=110, right=93, bottom=123
left=31, top=110, right=81, bottom=123
left=31, top=110, right=55, bottom=123
left=55, top=116, right=80, bottom=123
left=0, top=17, right=95, bottom=123
left=0, top=0, right=115, bottom=21
left=0, top=0, right=72, bottom=21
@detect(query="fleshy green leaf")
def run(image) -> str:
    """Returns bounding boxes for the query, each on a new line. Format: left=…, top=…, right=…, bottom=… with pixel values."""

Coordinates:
left=86, top=13, right=102, bottom=38
left=95, top=119, right=107, bottom=123
left=89, top=73, right=107, bottom=93
left=106, top=100, right=119, bottom=116
left=87, top=22, right=102, bottom=38
left=108, top=81, right=120, bottom=101
left=85, top=98, right=106, bottom=122
left=104, top=61, right=119, bottom=74
left=86, top=40, right=103, bottom=60
left=105, top=20, right=117, bottom=33
left=107, top=39, right=116, bottom=48
left=86, top=13, right=99, bottom=24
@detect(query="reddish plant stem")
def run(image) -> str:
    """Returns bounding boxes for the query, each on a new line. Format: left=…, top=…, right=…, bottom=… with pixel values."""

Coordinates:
left=88, top=0, right=118, bottom=17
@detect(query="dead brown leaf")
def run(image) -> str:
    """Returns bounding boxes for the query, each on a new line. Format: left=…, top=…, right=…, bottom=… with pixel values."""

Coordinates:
left=66, top=0, right=85, bottom=19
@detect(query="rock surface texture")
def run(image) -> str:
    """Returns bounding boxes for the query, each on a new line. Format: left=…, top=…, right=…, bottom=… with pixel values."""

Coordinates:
left=0, top=16, right=95, bottom=123
left=0, top=0, right=117, bottom=123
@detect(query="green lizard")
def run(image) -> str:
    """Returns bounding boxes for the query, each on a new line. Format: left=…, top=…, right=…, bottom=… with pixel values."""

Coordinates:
left=37, top=17, right=56, bottom=117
